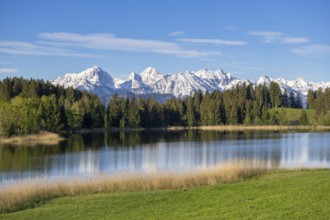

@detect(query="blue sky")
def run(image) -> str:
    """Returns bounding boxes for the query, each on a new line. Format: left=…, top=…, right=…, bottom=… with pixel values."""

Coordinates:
left=0, top=0, right=329, bottom=81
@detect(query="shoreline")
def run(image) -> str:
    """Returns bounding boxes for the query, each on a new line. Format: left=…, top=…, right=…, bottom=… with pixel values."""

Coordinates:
left=186, top=125, right=330, bottom=131
left=1, top=125, right=330, bottom=145
left=71, top=125, right=330, bottom=134
left=0, top=131, right=65, bottom=146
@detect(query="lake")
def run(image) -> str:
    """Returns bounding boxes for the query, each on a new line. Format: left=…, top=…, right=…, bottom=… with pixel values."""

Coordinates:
left=1, top=130, right=330, bottom=185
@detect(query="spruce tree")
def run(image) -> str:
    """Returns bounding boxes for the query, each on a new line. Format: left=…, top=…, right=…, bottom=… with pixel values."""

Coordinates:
left=289, top=92, right=296, bottom=108
left=137, top=98, right=147, bottom=127
left=244, top=101, right=253, bottom=125
left=107, top=94, right=121, bottom=127
left=120, top=98, right=129, bottom=128
left=193, top=90, right=203, bottom=124
left=281, top=90, right=289, bottom=108
left=295, top=94, right=303, bottom=109
left=186, top=97, right=196, bottom=126
left=307, top=90, right=315, bottom=109
left=200, top=91, right=212, bottom=125
left=128, top=96, right=141, bottom=128
left=269, top=82, right=282, bottom=108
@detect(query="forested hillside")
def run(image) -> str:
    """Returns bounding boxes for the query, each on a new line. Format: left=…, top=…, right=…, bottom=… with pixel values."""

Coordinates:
left=1, top=77, right=330, bottom=136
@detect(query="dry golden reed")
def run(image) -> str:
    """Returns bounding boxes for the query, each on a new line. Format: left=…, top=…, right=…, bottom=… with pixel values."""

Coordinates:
left=168, top=125, right=330, bottom=131
left=0, top=160, right=272, bottom=213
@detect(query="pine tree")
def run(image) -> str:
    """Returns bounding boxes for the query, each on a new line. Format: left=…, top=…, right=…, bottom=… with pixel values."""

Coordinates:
left=281, top=90, right=289, bottom=108
left=269, top=82, right=282, bottom=108
left=0, top=78, right=12, bottom=101
left=107, top=94, right=121, bottom=127
left=128, top=96, right=141, bottom=128
left=244, top=101, right=253, bottom=125
left=228, top=104, right=238, bottom=124
left=147, top=96, right=162, bottom=127
left=90, top=94, right=104, bottom=128
left=295, top=94, right=303, bottom=109
left=307, top=90, right=315, bottom=109
left=138, top=98, right=147, bottom=127
left=193, top=90, right=203, bottom=124
left=200, top=91, right=212, bottom=125
left=314, top=91, right=326, bottom=121
left=289, top=92, right=296, bottom=108
left=186, top=97, right=196, bottom=126
left=120, top=98, right=129, bottom=128
left=212, top=91, right=223, bottom=125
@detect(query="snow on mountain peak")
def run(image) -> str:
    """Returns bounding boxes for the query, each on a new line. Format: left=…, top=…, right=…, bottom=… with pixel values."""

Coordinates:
left=152, top=70, right=215, bottom=98
left=126, top=72, right=146, bottom=90
left=88, top=65, right=101, bottom=72
left=52, top=66, right=114, bottom=96
left=140, top=67, right=164, bottom=86
left=128, top=72, right=140, bottom=81
left=53, top=66, right=330, bottom=106
left=194, top=68, right=237, bottom=90
left=296, top=77, right=309, bottom=86
left=114, top=71, right=152, bottom=93
left=256, top=75, right=273, bottom=86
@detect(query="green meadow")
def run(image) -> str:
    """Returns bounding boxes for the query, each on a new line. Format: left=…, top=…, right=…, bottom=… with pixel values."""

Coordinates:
left=1, top=169, right=329, bottom=220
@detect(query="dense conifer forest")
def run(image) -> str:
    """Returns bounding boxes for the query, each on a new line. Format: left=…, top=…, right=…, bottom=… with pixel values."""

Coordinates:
left=0, top=77, right=330, bottom=136
left=0, top=77, right=104, bottom=136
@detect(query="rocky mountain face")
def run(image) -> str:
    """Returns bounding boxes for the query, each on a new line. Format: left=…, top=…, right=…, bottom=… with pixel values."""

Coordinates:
left=53, top=66, right=330, bottom=105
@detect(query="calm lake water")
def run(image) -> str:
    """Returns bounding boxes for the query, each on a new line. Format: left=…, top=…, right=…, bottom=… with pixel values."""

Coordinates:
left=1, top=130, right=330, bottom=185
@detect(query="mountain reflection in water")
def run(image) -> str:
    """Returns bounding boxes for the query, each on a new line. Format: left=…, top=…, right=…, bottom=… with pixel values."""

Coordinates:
left=1, top=130, right=329, bottom=184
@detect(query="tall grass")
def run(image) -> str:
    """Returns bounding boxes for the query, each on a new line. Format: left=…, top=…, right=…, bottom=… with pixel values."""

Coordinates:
left=0, top=160, right=272, bottom=213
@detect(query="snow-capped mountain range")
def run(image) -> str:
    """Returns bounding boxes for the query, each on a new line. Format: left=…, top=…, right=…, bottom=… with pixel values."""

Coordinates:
left=52, top=66, right=330, bottom=104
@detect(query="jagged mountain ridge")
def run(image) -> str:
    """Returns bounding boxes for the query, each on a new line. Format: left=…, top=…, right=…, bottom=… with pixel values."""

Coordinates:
left=52, top=66, right=116, bottom=96
left=52, top=66, right=330, bottom=104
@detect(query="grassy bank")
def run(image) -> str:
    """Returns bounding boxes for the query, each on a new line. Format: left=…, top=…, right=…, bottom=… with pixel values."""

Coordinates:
left=0, top=131, right=65, bottom=145
left=1, top=169, right=329, bottom=219
left=0, top=160, right=269, bottom=213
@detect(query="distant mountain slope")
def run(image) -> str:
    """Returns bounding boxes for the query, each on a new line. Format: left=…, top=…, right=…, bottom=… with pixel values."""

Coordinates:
left=53, top=66, right=115, bottom=97
left=52, top=66, right=330, bottom=105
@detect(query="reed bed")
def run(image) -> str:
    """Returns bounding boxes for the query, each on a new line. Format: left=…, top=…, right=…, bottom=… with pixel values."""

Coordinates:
left=0, top=160, right=272, bottom=213
left=0, top=131, right=64, bottom=146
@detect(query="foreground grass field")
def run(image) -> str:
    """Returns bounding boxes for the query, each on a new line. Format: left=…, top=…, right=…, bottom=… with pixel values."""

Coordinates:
left=0, top=160, right=268, bottom=213
left=1, top=169, right=329, bottom=220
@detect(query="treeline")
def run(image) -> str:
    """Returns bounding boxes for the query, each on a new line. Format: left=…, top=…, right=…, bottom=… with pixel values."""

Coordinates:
left=105, top=82, right=303, bottom=128
left=2, top=77, right=329, bottom=136
left=0, top=77, right=104, bottom=136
